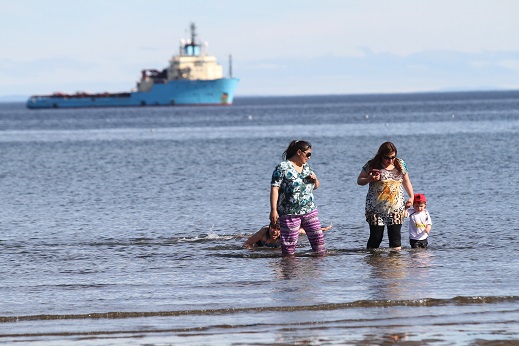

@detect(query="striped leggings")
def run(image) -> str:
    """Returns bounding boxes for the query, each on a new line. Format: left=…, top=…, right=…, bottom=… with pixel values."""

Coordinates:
left=279, top=209, right=326, bottom=255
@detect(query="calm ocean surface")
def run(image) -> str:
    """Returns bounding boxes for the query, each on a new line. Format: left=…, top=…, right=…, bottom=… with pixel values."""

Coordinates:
left=1, top=91, right=519, bottom=345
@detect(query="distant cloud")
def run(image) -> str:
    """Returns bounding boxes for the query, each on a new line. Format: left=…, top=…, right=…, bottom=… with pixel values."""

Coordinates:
left=236, top=49, right=519, bottom=95
left=255, top=63, right=285, bottom=70
left=138, top=47, right=162, bottom=52
left=499, top=59, right=519, bottom=70
left=469, top=57, right=519, bottom=71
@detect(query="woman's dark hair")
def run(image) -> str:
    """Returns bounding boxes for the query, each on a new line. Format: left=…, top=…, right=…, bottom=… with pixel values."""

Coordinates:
left=282, top=140, right=312, bottom=160
left=368, top=141, right=403, bottom=173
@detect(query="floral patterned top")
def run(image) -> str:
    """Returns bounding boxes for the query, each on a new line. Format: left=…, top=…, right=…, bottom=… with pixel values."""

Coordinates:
left=271, top=160, right=317, bottom=215
left=362, top=158, right=408, bottom=225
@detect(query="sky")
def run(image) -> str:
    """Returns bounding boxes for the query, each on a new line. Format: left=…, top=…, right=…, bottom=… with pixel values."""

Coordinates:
left=1, top=0, right=519, bottom=100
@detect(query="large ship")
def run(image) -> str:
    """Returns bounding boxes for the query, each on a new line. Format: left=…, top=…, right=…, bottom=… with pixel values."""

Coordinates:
left=26, top=23, right=239, bottom=109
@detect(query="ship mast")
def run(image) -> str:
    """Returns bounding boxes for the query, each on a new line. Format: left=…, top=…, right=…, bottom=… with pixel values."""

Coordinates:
left=183, top=23, right=201, bottom=56
left=190, top=23, right=197, bottom=47
left=181, top=22, right=201, bottom=57
left=229, top=55, right=233, bottom=78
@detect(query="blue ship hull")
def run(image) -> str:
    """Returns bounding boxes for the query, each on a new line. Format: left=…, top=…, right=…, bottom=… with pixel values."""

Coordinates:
left=27, top=78, right=239, bottom=109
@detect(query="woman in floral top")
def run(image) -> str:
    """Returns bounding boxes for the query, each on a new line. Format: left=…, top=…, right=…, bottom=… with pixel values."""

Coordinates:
left=270, top=140, right=326, bottom=255
left=357, top=142, right=414, bottom=250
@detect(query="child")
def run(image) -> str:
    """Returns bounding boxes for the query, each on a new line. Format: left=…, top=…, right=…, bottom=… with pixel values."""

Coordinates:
left=243, top=222, right=332, bottom=249
left=243, top=222, right=282, bottom=249
left=406, top=193, right=432, bottom=248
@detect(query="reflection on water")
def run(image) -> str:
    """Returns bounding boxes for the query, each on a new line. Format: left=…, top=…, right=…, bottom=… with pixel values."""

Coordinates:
left=365, top=250, right=409, bottom=300
left=365, top=249, right=434, bottom=301
left=270, top=256, right=327, bottom=306
left=408, top=249, right=433, bottom=268
left=274, top=256, right=325, bottom=281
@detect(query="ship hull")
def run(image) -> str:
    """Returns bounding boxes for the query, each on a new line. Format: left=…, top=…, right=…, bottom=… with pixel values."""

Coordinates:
left=26, top=78, right=239, bottom=109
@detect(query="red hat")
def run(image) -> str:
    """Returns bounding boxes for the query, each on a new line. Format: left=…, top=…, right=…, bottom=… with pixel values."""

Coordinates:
left=414, top=193, right=427, bottom=203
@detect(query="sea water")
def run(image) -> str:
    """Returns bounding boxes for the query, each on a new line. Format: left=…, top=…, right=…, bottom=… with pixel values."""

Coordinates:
left=1, top=91, right=519, bottom=345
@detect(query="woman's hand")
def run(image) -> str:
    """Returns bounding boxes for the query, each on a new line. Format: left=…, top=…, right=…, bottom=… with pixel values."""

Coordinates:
left=307, top=172, right=320, bottom=189
left=357, top=169, right=380, bottom=185
left=370, top=169, right=381, bottom=182
left=269, top=210, right=279, bottom=226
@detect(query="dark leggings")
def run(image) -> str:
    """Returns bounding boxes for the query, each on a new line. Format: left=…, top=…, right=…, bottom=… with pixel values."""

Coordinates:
left=367, top=224, right=402, bottom=249
left=410, top=238, right=428, bottom=248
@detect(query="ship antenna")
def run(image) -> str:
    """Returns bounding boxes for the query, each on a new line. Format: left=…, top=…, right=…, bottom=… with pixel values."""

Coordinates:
left=190, top=23, right=197, bottom=45
left=229, top=55, right=233, bottom=78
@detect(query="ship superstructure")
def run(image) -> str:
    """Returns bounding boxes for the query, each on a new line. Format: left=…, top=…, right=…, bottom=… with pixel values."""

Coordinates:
left=27, top=23, right=239, bottom=109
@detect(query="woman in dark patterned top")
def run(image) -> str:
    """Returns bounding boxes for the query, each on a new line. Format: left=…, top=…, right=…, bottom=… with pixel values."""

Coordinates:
left=357, top=142, right=414, bottom=250
left=270, top=140, right=326, bottom=255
